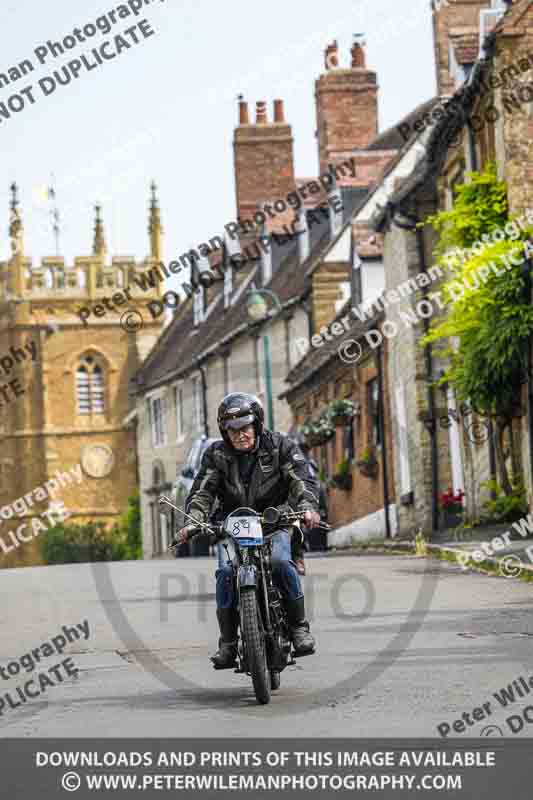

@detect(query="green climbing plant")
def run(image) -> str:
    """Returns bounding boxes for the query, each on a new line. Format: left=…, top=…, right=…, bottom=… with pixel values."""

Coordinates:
left=422, top=162, right=533, bottom=495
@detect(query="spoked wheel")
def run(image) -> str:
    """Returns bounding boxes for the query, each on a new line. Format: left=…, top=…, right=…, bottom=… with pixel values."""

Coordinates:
left=241, top=590, right=271, bottom=705
left=270, top=670, right=280, bottom=690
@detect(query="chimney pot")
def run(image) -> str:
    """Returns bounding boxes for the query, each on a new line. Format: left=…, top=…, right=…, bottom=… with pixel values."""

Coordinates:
left=324, top=40, right=339, bottom=70
left=273, top=98, right=285, bottom=123
left=238, top=97, right=249, bottom=125
left=351, top=41, right=365, bottom=68
left=256, top=101, right=267, bottom=124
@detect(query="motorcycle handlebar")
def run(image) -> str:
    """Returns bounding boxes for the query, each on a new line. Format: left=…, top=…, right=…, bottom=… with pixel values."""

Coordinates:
left=171, top=509, right=330, bottom=549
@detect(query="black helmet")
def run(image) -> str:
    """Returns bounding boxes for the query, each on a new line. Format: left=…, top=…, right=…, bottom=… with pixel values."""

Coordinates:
left=217, top=392, right=265, bottom=446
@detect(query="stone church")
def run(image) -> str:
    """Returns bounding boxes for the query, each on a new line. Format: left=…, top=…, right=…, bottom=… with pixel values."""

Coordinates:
left=0, top=182, right=164, bottom=566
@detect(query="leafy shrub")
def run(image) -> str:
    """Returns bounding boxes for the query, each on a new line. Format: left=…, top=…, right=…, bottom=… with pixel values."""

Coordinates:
left=40, top=493, right=142, bottom=564
left=480, top=480, right=528, bottom=524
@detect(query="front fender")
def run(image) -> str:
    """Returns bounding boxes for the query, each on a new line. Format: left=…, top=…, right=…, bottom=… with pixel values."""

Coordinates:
left=238, top=564, right=257, bottom=589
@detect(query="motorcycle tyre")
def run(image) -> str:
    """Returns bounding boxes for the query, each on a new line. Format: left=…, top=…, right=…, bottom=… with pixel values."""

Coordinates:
left=241, top=590, right=271, bottom=705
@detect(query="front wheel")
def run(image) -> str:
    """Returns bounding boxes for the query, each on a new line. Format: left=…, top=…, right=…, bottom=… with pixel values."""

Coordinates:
left=241, top=590, right=271, bottom=705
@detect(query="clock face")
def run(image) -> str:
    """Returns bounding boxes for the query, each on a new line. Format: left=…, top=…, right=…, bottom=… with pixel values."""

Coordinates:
left=81, top=444, right=114, bottom=478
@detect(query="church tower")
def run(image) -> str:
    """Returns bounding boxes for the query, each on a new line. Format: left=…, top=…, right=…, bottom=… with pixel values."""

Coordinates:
left=0, top=183, right=165, bottom=566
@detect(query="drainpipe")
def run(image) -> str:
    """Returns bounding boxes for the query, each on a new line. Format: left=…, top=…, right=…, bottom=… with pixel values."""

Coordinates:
left=467, top=121, right=478, bottom=172
left=390, top=205, right=440, bottom=535
left=194, top=359, right=210, bottom=438
left=376, top=341, right=392, bottom=539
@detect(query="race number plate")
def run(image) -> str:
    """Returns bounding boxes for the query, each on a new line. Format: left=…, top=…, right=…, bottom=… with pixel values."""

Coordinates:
left=225, top=516, right=263, bottom=546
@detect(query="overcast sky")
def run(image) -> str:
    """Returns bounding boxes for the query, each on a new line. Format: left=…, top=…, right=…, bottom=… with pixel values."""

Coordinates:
left=0, top=0, right=436, bottom=275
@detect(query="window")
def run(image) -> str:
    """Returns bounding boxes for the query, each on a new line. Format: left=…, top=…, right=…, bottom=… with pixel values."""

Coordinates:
left=149, top=395, right=166, bottom=447
left=76, top=355, right=105, bottom=415
left=367, top=378, right=381, bottom=447
left=329, top=181, right=343, bottom=238
left=44, top=268, right=54, bottom=289
left=223, top=250, right=233, bottom=308
left=261, top=243, right=272, bottom=285
left=192, top=375, right=205, bottom=431
left=193, top=286, right=205, bottom=326
left=174, top=384, right=184, bottom=440
left=351, top=244, right=363, bottom=306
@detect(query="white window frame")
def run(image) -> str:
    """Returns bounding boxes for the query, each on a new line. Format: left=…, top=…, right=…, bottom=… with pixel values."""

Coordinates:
left=173, top=383, right=185, bottom=443
left=193, top=287, right=205, bottom=326
left=147, top=390, right=167, bottom=448
left=223, top=256, right=233, bottom=309
left=191, top=375, right=205, bottom=432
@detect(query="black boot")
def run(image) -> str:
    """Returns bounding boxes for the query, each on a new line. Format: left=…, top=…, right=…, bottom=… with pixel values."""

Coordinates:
left=286, top=596, right=315, bottom=656
left=211, top=608, right=239, bottom=669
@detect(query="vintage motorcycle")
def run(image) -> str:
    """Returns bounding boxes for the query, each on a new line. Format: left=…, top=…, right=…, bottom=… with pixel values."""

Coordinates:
left=158, top=496, right=329, bottom=705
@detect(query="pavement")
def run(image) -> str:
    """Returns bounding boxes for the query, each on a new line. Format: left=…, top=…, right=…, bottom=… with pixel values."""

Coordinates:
left=423, top=522, right=533, bottom=578
left=1, top=550, right=533, bottom=738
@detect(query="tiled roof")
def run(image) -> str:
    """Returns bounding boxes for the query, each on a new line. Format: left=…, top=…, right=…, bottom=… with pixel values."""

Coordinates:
left=133, top=197, right=356, bottom=394
left=134, top=97, right=443, bottom=396
left=366, top=97, right=441, bottom=151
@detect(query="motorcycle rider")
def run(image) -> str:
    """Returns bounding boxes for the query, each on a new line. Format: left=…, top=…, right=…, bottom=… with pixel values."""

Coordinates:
left=176, top=392, right=321, bottom=668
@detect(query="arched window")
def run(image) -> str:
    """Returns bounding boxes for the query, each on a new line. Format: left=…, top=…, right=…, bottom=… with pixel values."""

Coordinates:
left=76, top=355, right=105, bottom=415
left=96, top=270, right=104, bottom=288
left=44, top=268, right=54, bottom=289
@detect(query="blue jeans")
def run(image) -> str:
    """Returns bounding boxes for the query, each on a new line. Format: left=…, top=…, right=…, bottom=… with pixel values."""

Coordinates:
left=215, top=529, right=303, bottom=609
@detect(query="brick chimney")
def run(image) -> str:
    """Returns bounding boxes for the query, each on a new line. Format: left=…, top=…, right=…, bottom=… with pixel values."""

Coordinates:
left=432, top=0, right=492, bottom=96
left=315, top=39, right=378, bottom=175
left=233, top=97, right=296, bottom=223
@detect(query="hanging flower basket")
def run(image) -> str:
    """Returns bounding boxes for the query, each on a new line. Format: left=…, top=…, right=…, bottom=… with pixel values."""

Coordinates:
left=330, top=458, right=353, bottom=491
left=331, top=473, right=353, bottom=491
left=327, top=399, right=358, bottom=427
left=301, top=414, right=335, bottom=447
left=356, top=448, right=379, bottom=479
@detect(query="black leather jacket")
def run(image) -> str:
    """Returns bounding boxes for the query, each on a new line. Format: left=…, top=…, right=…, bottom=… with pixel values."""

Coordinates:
left=185, top=429, right=319, bottom=528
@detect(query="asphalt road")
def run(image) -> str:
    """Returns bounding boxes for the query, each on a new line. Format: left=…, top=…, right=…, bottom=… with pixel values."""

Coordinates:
left=1, top=551, right=533, bottom=738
